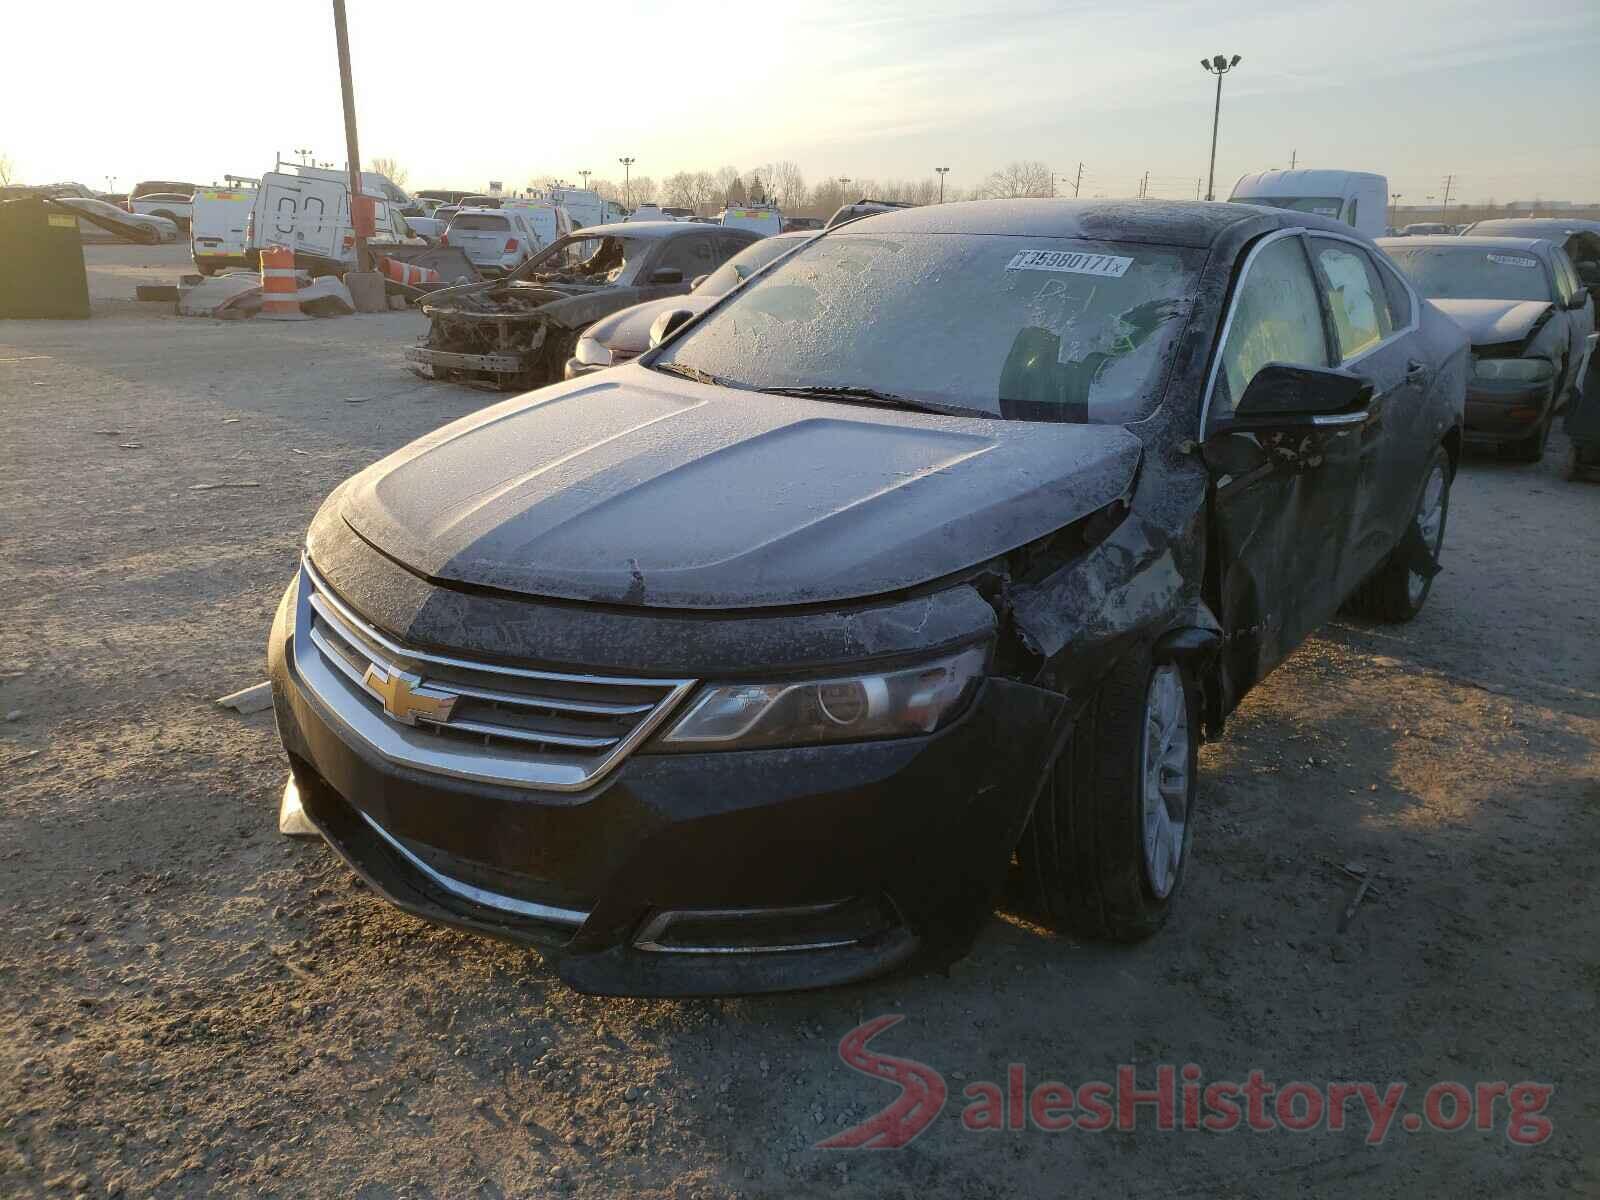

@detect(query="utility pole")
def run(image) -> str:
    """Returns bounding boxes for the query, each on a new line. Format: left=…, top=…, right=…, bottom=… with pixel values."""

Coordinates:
left=1200, top=54, right=1242, bottom=201
left=331, top=0, right=370, bottom=271
left=935, top=166, right=949, bottom=202
left=1389, top=192, right=1402, bottom=226
left=1439, top=174, right=1454, bottom=222
left=1290, top=148, right=1297, bottom=170
left=1139, top=170, right=1149, bottom=199
left=617, top=157, right=635, bottom=208
left=1072, top=162, right=1084, bottom=198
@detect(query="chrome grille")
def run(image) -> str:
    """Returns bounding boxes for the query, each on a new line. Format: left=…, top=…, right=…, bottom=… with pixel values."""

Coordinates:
left=295, top=558, right=695, bottom=791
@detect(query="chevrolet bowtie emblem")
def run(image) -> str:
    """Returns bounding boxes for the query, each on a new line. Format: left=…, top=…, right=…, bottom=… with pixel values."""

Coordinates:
left=361, top=666, right=459, bottom=726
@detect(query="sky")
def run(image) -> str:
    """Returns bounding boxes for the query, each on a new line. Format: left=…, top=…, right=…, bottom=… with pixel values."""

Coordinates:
left=4, top=0, right=1597, bottom=206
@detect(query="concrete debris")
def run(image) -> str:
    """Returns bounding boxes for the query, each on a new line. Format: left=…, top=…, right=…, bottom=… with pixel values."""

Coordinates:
left=135, top=284, right=180, bottom=302
left=215, top=682, right=273, bottom=714
left=298, top=276, right=357, bottom=317
left=178, top=273, right=268, bottom=317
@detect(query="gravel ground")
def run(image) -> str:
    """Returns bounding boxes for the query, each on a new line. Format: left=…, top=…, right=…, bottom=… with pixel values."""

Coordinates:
left=2, top=244, right=1597, bottom=1198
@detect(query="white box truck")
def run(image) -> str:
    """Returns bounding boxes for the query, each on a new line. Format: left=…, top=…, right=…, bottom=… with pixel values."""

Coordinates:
left=1227, top=170, right=1387, bottom=240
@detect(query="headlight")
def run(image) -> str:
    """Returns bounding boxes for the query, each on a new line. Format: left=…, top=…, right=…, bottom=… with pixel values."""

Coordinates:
left=1473, top=357, right=1554, bottom=382
left=574, top=336, right=613, bottom=367
left=658, top=644, right=989, bottom=750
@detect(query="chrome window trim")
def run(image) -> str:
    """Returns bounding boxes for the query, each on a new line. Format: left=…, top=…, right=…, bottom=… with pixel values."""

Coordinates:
left=296, top=557, right=696, bottom=793
left=1200, top=226, right=1426, bottom=436
left=357, top=809, right=588, bottom=927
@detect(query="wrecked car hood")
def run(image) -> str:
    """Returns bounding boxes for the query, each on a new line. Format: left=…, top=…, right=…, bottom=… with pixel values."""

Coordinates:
left=337, top=369, right=1143, bottom=609
left=1431, top=299, right=1553, bottom=348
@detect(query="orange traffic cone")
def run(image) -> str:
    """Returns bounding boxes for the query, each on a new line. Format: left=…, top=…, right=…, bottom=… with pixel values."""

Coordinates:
left=259, top=245, right=307, bottom=320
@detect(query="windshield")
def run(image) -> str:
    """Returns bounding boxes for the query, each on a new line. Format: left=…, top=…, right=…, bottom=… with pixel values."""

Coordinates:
left=1385, top=246, right=1553, bottom=302
left=451, top=214, right=509, bottom=231
left=696, top=237, right=806, bottom=297
left=653, top=233, right=1203, bottom=424
left=520, top=234, right=639, bottom=283
left=1241, top=196, right=1344, bottom=219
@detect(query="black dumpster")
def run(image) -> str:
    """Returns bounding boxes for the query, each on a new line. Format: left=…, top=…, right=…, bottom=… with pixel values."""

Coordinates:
left=0, top=198, right=90, bottom=319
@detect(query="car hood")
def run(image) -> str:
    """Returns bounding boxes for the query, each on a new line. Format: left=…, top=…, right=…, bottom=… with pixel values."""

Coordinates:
left=335, top=369, right=1144, bottom=609
left=583, top=294, right=716, bottom=358
left=1430, top=298, right=1554, bottom=347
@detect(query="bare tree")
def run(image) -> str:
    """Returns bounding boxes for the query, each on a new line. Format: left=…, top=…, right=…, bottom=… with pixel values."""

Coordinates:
left=977, top=161, right=1054, bottom=199
left=806, top=177, right=850, bottom=217
left=367, top=157, right=409, bottom=188
left=756, top=160, right=807, bottom=210
left=663, top=172, right=698, bottom=209
left=630, top=175, right=658, bottom=204
left=690, top=171, right=720, bottom=214
left=0, top=153, right=15, bottom=187
left=713, top=166, right=740, bottom=205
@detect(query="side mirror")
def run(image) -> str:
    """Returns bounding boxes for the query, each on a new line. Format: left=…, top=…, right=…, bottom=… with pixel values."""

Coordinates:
left=1223, top=362, right=1373, bottom=431
left=650, top=267, right=684, bottom=285
left=1567, top=289, right=1591, bottom=311
left=648, top=308, right=696, bottom=348
left=689, top=274, right=709, bottom=290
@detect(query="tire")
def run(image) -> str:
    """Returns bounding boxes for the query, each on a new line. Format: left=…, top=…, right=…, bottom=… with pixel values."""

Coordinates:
left=1018, top=647, right=1199, bottom=942
left=1346, top=445, right=1452, bottom=622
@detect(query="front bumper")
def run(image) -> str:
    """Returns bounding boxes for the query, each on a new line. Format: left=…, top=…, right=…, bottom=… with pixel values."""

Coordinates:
left=267, top=566, right=1064, bottom=996
left=404, top=344, right=527, bottom=374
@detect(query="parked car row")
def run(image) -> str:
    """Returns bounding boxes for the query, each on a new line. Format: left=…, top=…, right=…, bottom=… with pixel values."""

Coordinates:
left=274, top=195, right=1510, bottom=997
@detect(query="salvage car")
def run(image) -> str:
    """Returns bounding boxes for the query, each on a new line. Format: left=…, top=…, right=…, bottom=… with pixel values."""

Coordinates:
left=1380, top=235, right=1595, bottom=461
left=271, top=200, right=1466, bottom=996
left=57, top=196, right=178, bottom=243
left=406, top=221, right=760, bottom=390
left=565, top=230, right=812, bottom=377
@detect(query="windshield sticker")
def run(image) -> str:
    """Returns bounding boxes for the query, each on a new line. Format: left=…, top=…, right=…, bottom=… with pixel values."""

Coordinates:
left=1486, top=254, right=1539, bottom=269
left=1006, top=250, right=1133, bottom=278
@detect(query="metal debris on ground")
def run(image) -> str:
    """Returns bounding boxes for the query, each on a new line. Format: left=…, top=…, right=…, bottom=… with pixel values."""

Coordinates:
left=190, top=481, right=262, bottom=491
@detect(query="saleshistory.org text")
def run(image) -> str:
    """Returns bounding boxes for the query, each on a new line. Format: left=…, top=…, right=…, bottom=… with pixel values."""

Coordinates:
left=819, top=1016, right=1555, bottom=1150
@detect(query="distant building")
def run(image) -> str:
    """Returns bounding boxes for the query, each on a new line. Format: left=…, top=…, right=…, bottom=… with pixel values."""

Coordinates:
left=1507, top=200, right=1573, bottom=210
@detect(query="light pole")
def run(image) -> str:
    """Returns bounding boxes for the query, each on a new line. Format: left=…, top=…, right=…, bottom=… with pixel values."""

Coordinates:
left=1389, top=192, right=1402, bottom=227
left=935, top=167, right=949, bottom=203
left=295, top=147, right=313, bottom=166
left=617, top=156, right=635, bottom=208
left=579, top=169, right=591, bottom=189
left=1199, top=53, right=1242, bottom=202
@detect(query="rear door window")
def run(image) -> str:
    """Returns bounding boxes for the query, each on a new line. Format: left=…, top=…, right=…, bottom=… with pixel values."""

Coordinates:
left=1310, top=238, right=1394, bottom=361
left=453, top=214, right=508, bottom=231
left=1211, top=235, right=1332, bottom=427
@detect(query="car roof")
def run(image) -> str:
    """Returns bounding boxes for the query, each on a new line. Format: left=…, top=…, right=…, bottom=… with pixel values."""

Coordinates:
left=576, top=220, right=720, bottom=239
left=1466, top=217, right=1600, bottom=237
left=1379, top=235, right=1552, bottom=254
left=840, top=198, right=1346, bottom=249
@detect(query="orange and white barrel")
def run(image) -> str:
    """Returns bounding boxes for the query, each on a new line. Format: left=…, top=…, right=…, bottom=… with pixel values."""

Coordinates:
left=258, top=245, right=307, bottom=320
left=379, top=256, right=442, bottom=288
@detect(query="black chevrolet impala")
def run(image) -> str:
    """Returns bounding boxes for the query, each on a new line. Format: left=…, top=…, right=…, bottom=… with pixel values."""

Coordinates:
left=268, top=200, right=1467, bottom=995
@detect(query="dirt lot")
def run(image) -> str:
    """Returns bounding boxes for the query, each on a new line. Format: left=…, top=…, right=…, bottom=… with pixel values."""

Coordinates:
left=2, top=243, right=1597, bottom=1198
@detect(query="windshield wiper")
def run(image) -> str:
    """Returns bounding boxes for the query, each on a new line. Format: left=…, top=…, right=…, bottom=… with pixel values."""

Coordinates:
left=651, top=362, right=729, bottom=387
left=756, top=384, right=959, bottom=415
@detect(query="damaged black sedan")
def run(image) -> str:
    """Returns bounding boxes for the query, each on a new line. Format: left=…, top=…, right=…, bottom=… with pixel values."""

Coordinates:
left=405, top=221, right=760, bottom=391
left=270, top=200, right=1465, bottom=996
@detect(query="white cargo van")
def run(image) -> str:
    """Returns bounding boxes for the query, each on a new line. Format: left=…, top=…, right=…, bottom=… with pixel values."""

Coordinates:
left=190, top=185, right=258, bottom=274
left=537, top=187, right=604, bottom=230
left=721, top=205, right=783, bottom=238
left=245, top=171, right=413, bottom=267
left=500, top=198, right=574, bottom=250
left=1227, top=170, right=1387, bottom=240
